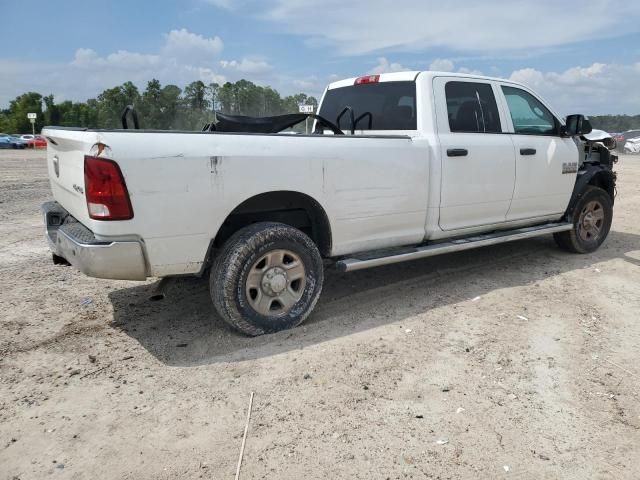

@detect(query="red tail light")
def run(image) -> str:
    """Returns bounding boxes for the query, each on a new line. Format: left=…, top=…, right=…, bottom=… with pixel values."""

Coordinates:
left=84, top=155, right=133, bottom=220
left=354, top=74, right=380, bottom=85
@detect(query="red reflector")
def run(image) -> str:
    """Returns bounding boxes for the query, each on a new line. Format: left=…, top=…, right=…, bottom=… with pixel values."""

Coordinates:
left=354, top=75, right=380, bottom=85
left=84, top=156, right=133, bottom=220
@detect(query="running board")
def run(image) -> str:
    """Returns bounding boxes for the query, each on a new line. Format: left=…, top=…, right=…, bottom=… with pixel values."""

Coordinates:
left=336, top=222, right=572, bottom=273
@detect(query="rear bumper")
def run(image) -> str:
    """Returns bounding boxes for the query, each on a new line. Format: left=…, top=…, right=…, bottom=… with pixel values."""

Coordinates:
left=42, top=202, right=147, bottom=281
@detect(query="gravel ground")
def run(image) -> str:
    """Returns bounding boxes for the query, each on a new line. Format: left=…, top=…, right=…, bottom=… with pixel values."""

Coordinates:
left=1, top=149, right=639, bottom=479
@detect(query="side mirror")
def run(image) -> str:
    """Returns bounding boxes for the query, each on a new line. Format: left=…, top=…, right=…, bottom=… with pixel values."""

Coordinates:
left=564, top=114, right=593, bottom=136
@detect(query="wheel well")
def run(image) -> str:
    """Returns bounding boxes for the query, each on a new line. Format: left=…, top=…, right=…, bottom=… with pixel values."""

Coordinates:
left=213, top=191, right=332, bottom=257
left=588, top=171, right=615, bottom=201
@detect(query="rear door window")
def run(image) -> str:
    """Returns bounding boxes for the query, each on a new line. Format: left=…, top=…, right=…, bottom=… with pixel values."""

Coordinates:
left=445, top=81, right=502, bottom=133
left=318, top=81, right=417, bottom=131
left=501, top=86, right=558, bottom=135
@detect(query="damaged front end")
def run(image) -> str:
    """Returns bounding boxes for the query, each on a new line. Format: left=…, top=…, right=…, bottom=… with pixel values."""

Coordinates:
left=564, top=129, right=618, bottom=216
left=581, top=129, right=618, bottom=169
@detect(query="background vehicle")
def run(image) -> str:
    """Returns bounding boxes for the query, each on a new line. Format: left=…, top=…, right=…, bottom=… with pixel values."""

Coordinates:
left=624, top=137, right=640, bottom=154
left=0, top=133, right=27, bottom=149
left=613, top=129, right=640, bottom=151
left=19, top=134, right=47, bottom=148
left=41, top=71, right=617, bottom=336
left=32, top=135, right=48, bottom=148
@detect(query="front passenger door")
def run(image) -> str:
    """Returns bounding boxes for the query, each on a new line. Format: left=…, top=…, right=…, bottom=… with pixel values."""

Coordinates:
left=499, top=85, right=579, bottom=220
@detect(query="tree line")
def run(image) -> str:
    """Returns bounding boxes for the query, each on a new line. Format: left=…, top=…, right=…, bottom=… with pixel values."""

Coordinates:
left=588, top=115, right=640, bottom=134
left=0, top=79, right=318, bottom=134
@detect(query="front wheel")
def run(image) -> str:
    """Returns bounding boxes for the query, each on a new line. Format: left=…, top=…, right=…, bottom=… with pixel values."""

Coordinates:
left=210, top=222, right=324, bottom=336
left=554, top=186, right=613, bottom=253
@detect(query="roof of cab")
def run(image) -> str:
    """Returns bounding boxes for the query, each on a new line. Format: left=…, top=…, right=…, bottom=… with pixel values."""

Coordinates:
left=326, top=70, right=521, bottom=90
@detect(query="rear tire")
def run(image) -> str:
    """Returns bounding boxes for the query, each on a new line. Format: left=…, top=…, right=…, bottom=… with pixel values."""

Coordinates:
left=210, top=222, right=324, bottom=336
left=554, top=186, right=612, bottom=253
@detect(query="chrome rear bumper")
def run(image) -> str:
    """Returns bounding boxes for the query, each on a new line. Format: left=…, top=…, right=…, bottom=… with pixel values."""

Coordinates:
left=42, top=202, right=147, bottom=281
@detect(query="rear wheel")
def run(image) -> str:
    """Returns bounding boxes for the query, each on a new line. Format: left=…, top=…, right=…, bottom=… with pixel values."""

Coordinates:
left=554, top=186, right=612, bottom=253
left=210, top=222, right=324, bottom=336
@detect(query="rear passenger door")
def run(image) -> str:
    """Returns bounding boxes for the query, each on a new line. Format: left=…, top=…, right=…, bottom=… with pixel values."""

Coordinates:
left=434, top=78, right=516, bottom=231
left=497, top=85, right=579, bottom=220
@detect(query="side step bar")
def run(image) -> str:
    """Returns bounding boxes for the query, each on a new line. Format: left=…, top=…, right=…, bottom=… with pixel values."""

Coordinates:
left=336, top=222, right=572, bottom=273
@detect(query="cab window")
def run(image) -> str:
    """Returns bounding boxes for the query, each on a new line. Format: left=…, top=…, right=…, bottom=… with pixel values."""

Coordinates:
left=445, top=81, right=502, bottom=133
left=501, top=86, right=558, bottom=135
left=318, top=81, right=417, bottom=130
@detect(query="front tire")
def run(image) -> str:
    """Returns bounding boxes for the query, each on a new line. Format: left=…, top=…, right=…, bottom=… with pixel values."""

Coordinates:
left=210, top=222, right=324, bottom=336
left=554, top=186, right=613, bottom=253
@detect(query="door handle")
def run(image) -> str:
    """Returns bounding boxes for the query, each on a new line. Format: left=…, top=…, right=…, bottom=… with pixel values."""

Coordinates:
left=447, top=148, right=468, bottom=157
left=520, top=148, right=536, bottom=156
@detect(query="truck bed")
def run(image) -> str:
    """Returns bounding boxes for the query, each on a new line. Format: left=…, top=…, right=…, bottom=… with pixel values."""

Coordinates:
left=42, top=127, right=430, bottom=277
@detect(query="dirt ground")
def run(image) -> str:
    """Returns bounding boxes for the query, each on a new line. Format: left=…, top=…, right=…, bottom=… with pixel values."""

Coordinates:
left=1, top=149, right=639, bottom=480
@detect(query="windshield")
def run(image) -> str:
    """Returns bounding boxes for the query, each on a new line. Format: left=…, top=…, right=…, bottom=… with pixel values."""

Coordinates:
left=318, top=81, right=417, bottom=131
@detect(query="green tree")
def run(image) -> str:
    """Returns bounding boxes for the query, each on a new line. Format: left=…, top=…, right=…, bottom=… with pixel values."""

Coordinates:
left=282, top=93, right=317, bottom=115
left=179, top=81, right=212, bottom=129
left=97, top=82, right=141, bottom=128
left=589, top=115, right=640, bottom=133
left=140, top=79, right=164, bottom=128
left=5, top=92, right=44, bottom=133
left=183, top=81, right=209, bottom=111
left=0, top=111, right=10, bottom=133
left=159, top=85, right=182, bottom=129
left=43, top=95, right=61, bottom=126
left=216, top=82, right=236, bottom=114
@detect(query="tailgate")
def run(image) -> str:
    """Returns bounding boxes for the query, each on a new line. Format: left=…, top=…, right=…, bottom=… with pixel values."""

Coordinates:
left=42, top=128, right=100, bottom=225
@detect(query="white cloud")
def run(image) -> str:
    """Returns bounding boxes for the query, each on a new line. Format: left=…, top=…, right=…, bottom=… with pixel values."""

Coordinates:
left=250, top=0, right=640, bottom=55
left=456, top=66, right=483, bottom=76
left=429, top=58, right=454, bottom=72
left=509, top=68, right=547, bottom=89
left=162, top=28, right=224, bottom=64
left=368, top=57, right=407, bottom=74
left=73, top=48, right=161, bottom=69
left=219, top=58, right=272, bottom=74
left=367, top=57, right=484, bottom=76
left=289, top=75, right=335, bottom=95
left=510, top=63, right=640, bottom=115
left=286, top=74, right=343, bottom=96
left=72, top=48, right=98, bottom=65
left=426, top=58, right=482, bottom=75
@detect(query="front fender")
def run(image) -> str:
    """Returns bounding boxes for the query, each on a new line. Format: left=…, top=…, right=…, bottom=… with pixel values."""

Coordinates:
left=565, top=165, right=616, bottom=218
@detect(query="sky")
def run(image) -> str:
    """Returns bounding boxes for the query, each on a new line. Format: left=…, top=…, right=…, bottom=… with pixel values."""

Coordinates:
left=1, top=0, right=639, bottom=115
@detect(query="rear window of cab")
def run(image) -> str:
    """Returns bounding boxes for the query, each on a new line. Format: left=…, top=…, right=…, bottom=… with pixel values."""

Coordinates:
left=318, top=81, right=417, bottom=131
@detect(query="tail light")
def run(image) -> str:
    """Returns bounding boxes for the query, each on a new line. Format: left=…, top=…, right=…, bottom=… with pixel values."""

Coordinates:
left=354, top=75, right=380, bottom=85
left=84, top=155, right=133, bottom=220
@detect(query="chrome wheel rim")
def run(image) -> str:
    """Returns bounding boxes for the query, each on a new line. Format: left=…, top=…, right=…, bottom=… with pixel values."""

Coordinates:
left=245, top=249, right=306, bottom=316
left=577, top=200, right=605, bottom=242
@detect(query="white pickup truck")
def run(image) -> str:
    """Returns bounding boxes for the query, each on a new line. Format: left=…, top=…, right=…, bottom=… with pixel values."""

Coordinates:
left=42, top=71, right=617, bottom=335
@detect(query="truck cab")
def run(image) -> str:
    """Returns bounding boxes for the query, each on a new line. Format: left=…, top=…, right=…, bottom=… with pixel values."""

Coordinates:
left=318, top=71, right=585, bottom=235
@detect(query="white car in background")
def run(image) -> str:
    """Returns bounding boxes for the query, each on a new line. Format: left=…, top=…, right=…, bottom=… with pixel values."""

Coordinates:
left=624, top=136, right=640, bottom=154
